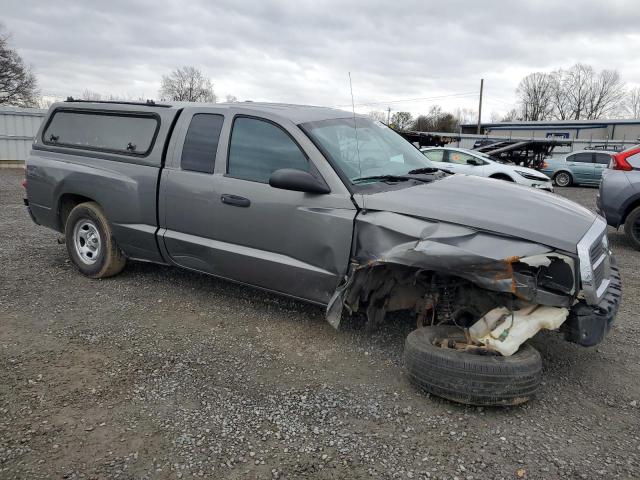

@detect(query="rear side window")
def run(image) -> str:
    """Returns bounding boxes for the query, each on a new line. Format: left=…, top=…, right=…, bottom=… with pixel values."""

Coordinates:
left=595, top=153, right=612, bottom=165
left=181, top=114, right=224, bottom=173
left=571, top=152, right=593, bottom=163
left=227, top=117, right=308, bottom=183
left=43, top=110, right=159, bottom=156
left=422, top=149, right=443, bottom=162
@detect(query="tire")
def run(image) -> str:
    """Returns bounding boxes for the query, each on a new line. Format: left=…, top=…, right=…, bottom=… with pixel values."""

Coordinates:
left=490, top=174, right=514, bottom=182
left=554, top=171, right=572, bottom=187
left=65, top=202, right=126, bottom=278
left=624, top=206, right=640, bottom=250
left=404, top=325, right=542, bottom=406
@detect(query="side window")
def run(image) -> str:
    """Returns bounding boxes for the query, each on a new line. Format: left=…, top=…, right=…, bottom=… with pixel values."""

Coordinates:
left=595, top=153, right=612, bottom=165
left=627, top=152, right=640, bottom=169
left=228, top=117, right=308, bottom=183
left=448, top=150, right=476, bottom=165
left=181, top=114, right=224, bottom=174
left=423, top=149, right=443, bottom=162
left=571, top=153, right=594, bottom=163
left=43, top=110, right=158, bottom=155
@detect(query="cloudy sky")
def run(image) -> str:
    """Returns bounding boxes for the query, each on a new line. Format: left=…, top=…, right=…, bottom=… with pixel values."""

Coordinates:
left=3, top=0, right=640, bottom=120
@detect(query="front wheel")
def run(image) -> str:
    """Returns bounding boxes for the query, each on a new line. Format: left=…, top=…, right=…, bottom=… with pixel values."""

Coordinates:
left=624, top=206, right=640, bottom=250
left=404, top=325, right=542, bottom=406
left=554, top=171, right=572, bottom=187
left=65, top=202, right=126, bottom=278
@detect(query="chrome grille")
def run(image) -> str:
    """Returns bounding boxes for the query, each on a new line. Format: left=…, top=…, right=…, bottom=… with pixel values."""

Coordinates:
left=589, top=235, right=605, bottom=265
left=577, top=218, right=611, bottom=305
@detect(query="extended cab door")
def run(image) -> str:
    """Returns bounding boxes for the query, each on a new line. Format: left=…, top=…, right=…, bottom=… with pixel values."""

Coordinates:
left=160, top=109, right=356, bottom=305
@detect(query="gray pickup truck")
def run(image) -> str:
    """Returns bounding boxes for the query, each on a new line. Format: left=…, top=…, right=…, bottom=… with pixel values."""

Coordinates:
left=25, top=99, right=621, bottom=406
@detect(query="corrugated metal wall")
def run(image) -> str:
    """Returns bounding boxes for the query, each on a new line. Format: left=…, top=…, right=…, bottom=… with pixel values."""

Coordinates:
left=0, top=106, right=47, bottom=161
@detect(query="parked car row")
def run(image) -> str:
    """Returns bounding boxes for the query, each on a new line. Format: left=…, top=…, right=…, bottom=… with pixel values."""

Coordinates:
left=24, top=100, right=621, bottom=406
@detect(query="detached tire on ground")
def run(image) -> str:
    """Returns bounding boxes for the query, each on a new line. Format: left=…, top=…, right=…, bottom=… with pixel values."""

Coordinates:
left=404, top=325, right=542, bottom=406
left=624, top=206, right=640, bottom=250
left=65, top=202, right=126, bottom=278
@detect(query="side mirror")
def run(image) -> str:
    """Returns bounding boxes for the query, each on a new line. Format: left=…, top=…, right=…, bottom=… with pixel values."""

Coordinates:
left=269, top=168, right=330, bottom=194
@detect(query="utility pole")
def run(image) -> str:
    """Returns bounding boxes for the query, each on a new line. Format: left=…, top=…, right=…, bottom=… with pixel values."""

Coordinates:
left=477, top=78, right=484, bottom=134
left=387, top=106, right=391, bottom=125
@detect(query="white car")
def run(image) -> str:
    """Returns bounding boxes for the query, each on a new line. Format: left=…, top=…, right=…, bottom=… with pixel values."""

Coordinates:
left=420, top=146, right=553, bottom=191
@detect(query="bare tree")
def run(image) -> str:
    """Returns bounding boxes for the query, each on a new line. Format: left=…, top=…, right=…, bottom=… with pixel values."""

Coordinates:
left=390, top=111, right=413, bottom=130
left=549, top=69, right=572, bottom=120
left=0, top=28, right=39, bottom=107
left=367, top=110, right=387, bottom=122
left=453, top=107, right=476, bottom=125
left=81, top=89, right=102, bottom=101
left=516, top=72, right=554, bottom=121
left=625, top=87, right=640, bottom=119
left=501, top=108, right=521, bottom=122
left=159, top=66, right=216, bottom=103
left=410, top=105, right=459, bottom=132
left=225, top=94, right=238, bottom=103
left=586, top=69, right=625, bottom=119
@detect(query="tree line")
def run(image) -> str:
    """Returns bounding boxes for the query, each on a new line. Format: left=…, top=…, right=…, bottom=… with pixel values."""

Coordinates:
left=368, top=107, right=476, bottom=132
left=513, top=63, right=640, bottom=121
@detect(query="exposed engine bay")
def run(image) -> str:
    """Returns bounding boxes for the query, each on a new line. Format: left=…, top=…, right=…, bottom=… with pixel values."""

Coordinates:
left=326, top=210, right=580, bottom=356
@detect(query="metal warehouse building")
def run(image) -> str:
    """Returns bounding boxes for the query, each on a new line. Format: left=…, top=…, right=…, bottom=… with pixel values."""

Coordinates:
left=0, top=106, right=47, bottom=167
left=462, top=119, right=640, bottom=142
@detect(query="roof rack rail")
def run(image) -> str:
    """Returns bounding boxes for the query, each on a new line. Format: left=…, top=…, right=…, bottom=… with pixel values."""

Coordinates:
left=64, top=97, right=172, bottom=108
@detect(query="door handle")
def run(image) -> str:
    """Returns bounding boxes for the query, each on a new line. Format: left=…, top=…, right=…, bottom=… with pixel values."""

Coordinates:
left=221, top=194, right=251, bottom=208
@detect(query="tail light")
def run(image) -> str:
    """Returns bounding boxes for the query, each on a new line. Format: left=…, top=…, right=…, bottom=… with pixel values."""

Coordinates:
left=612, top=152, right=633, bottom=171
left=542, top=161, right=549, bottom=169
left=21, top=165, right=27, bottom=188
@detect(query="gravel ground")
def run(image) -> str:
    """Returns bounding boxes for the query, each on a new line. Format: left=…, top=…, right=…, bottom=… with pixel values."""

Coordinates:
left=1, top=168, right=639, bottom=479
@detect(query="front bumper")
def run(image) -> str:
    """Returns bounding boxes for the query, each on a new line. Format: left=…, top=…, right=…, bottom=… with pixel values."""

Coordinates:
left=563, top=256, right=622, bottom=346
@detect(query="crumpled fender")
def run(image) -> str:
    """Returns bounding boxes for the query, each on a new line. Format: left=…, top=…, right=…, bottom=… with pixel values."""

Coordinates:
left=326, top=211, right=572, bottom=328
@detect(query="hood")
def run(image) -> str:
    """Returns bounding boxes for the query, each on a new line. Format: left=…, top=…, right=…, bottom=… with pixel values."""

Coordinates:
left=357, top=174, right=596, bottom=253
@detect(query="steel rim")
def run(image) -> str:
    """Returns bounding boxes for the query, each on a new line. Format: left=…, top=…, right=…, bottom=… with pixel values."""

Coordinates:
left=73, top=219, right=101, bottom=265
left=555, top=173, right=570, bottom=186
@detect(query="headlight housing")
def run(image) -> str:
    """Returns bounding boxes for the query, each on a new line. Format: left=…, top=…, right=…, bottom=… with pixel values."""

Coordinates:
left=515, top=169, right=550, bottom=181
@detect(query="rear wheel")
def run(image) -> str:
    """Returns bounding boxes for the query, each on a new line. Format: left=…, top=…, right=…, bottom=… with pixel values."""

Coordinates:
left=404, top=325, right=542, bottom=406
left=554, top=171, right=572, bottom=187
left=65, top=202, right=126, bottom=278
left=624, top=206, right=640, bottom=250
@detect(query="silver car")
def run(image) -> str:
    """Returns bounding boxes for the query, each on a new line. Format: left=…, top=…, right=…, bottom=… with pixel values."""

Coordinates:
left=598, top=144, right=640, bottom=249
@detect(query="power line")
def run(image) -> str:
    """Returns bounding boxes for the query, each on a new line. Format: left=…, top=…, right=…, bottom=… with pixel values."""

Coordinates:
left=333, top=91, right=478, bottom=108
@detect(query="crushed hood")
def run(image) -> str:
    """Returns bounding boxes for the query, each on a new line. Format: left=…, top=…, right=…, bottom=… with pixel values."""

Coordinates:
left=356, top=174, right=596, bottom=253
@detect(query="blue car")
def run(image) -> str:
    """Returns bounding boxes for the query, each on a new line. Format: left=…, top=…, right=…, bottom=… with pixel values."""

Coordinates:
left=541, top=150, right=616, bottom=187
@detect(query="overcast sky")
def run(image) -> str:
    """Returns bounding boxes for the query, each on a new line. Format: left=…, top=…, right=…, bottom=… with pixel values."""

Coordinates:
left=3, top=0, right=640, bottom=120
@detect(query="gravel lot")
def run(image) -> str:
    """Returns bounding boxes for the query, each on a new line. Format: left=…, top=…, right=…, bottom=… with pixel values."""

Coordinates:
left=1, top=168, right=639, bottom=479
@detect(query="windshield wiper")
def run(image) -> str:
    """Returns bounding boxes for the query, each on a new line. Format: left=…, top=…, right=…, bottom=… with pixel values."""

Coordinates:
left=352, top=175, right=428, bottom=184
left=408, top=166, right=454, bottom=175
left=406, top=167, right=439, bottom=174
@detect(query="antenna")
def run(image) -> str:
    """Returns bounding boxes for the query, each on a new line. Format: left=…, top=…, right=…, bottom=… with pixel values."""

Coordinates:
left=348, top=72, right=362, bottom=181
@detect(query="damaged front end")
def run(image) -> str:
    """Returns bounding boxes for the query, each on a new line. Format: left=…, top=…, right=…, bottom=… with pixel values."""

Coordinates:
left=327, top=211, right=592, bottom=356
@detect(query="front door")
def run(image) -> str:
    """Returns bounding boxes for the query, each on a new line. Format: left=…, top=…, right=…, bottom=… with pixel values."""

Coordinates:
left=444, top=150, right=486, bottom=176
left=208, top=116, right=356, bottom=304
left=593, top=153, right=612, bottom=183
left=567, top=152, right=595, bottom=183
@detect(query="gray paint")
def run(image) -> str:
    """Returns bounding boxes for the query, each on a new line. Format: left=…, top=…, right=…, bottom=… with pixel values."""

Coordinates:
left=599, top=165, right=640, bottom=228
left=357, top=174, right=597, bottom=253
left=26, top=101, right=611, bottom=318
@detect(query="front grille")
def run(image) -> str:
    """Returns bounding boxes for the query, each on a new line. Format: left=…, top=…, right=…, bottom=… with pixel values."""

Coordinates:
left=577, top=218, right=611, bottom=305
left=589, top=235, right=605, bottom=265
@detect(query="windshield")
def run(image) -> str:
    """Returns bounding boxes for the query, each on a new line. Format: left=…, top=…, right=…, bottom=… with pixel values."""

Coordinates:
left=301, top=117, right=434, bottom=183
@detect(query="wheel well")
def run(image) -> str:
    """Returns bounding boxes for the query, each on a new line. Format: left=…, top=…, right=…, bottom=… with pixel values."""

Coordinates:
left=489, top=173, right=513, bottom=181
left=58, top=194, right=95, bottom=231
